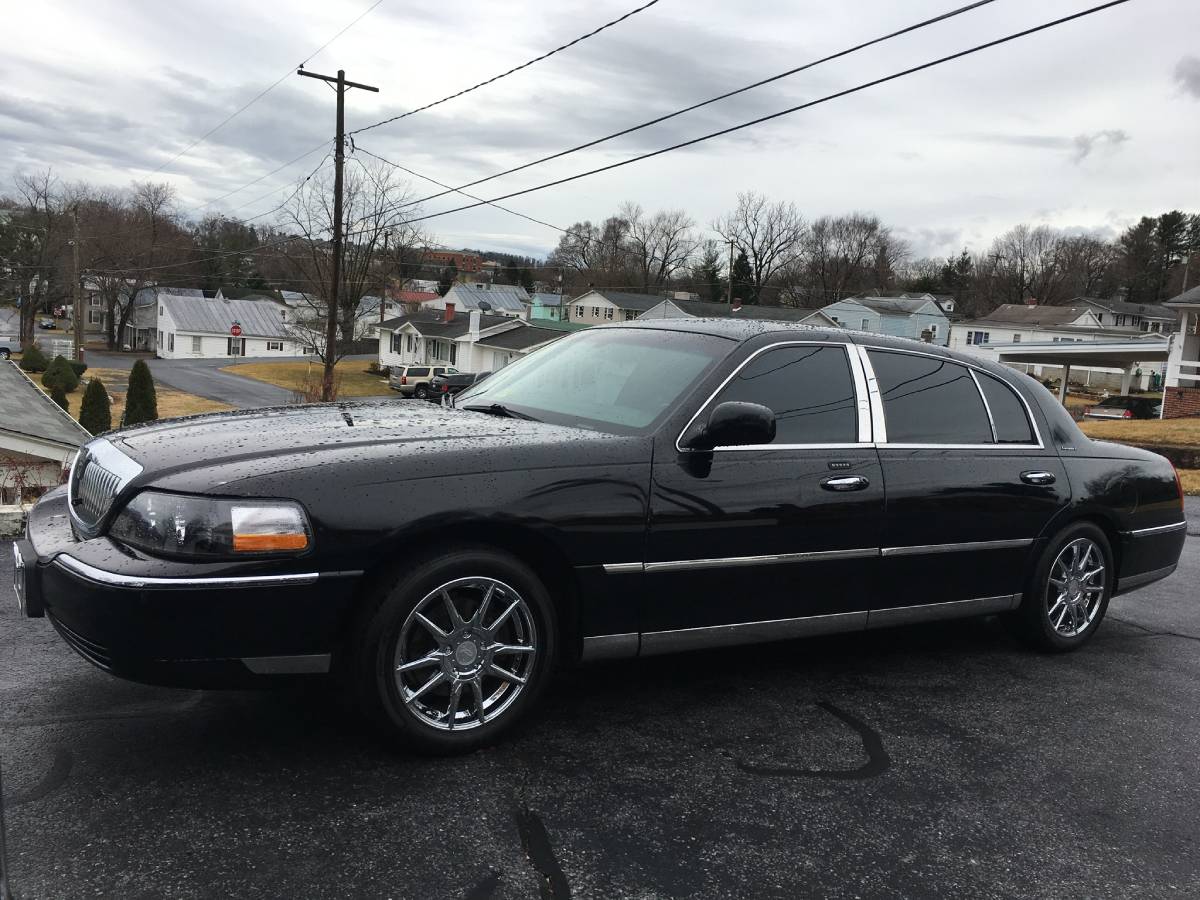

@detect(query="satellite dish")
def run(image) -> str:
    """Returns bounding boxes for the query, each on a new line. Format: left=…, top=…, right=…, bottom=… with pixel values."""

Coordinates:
left=478, top=300, right=492, bottom=312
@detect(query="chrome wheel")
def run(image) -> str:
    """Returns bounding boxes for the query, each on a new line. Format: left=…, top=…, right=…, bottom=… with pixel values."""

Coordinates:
left=393, top=576, right=538, bottom=731
left=1046, top=538, right=1105, bottom=638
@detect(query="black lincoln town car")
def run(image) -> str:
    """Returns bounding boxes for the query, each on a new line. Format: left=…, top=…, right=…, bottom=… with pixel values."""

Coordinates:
left=14, top=320, right=1186, bottom=753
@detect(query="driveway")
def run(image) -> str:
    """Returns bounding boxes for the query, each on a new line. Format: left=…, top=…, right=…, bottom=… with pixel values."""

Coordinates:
left=86, top=352, right=374, bottom=410
left=1, top=501, right=1197, bottom=898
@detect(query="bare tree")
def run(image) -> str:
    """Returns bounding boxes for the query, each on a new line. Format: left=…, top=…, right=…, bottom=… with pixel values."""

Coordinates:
left=621, top=202, right=699, bottom=293
left=9, top=171, right=64, bottom=342
left=713, top=192, right=806, bottom=303
left=277, top=158, right=424, bottom=398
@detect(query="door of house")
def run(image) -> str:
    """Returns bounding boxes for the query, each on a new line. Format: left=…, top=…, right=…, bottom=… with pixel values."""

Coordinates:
left=227, top=337, right=244, bottom=356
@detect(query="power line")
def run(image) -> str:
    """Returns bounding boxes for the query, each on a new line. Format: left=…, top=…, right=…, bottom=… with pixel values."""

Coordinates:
left=150, top=0, right=385, bottom=176
left=373, top=0, right=1002, bottom=214
left=358, top=0, right=1131, bottom=235
left=348, top=0, right=662, bottom=137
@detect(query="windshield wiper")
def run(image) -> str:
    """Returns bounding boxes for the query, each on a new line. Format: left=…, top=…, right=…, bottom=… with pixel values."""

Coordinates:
left=461, top=403, right=540, bottom=422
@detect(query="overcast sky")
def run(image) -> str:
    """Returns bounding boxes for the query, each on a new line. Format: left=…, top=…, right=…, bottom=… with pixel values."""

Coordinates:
left=2, top=0, right=1197, bottom=261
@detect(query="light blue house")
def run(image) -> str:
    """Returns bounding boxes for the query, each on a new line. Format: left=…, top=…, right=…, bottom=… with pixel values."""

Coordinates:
left=529, top=292, right=565, bottom=321
left=819, top=294, right=951, bottom=345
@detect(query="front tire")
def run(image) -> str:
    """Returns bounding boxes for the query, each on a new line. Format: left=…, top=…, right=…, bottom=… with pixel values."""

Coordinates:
left=1017, top=523, right=1112, bottom=652
left=348, top=547, right=557, bottom=754
left=0, top=349, right=9, bottom=360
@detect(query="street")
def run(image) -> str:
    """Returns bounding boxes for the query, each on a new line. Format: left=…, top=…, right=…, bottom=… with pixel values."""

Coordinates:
left=84, top=352, right=376, bottom=410
left=1, top=502, right=1197, bottom=899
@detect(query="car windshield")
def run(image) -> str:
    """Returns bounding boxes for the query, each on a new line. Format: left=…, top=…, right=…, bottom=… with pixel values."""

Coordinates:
left=456, top=327, right=732, bottom=434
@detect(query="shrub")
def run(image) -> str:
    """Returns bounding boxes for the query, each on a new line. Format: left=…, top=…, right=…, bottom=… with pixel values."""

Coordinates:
left=69, top=360, right=88, bottom=378
left=19, top=342, right=48, bottom=373
left=42, top=355, right=80, bottom=393
left=79, top=378, right=112, bottom=435
left=124, top=359, right=158, bottom=426
left=49, top=385, right=69, bottom=410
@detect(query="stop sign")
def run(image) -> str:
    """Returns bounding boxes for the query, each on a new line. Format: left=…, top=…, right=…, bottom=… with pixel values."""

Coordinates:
left=230, top=323, right=242, bottom=337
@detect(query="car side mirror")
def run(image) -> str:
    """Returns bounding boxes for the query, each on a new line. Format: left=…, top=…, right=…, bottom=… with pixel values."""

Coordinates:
left=683, top=401, right=776, bottom=451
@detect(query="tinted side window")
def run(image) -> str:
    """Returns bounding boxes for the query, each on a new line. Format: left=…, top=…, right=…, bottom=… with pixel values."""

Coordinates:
left=409, top=367, right=430, bottom=377
left=868, top=350, right=992, bottom=444
left=977, top=372, right=1035, bottom=443
left=712, top=345, right=858, bottom=444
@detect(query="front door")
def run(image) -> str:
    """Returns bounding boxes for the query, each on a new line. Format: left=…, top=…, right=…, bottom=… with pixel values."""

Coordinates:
left=227, top=337, right=244, bottom=357
left=643, top=340, right=884, bottom=650
left=863, top=347, right=1070, bottom=612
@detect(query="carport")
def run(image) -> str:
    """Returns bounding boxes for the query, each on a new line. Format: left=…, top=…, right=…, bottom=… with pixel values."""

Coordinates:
left=993, top=339, right=1171, bottom=406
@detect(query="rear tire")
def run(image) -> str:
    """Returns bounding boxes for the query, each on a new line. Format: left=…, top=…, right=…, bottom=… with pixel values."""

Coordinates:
left=414, top=384, right=429, bottom=400
left=347, top=547, right=557, bottom=755
left=0, top=349, right=9, bottom=360
left=1016, top=522, right=1112, bottom=652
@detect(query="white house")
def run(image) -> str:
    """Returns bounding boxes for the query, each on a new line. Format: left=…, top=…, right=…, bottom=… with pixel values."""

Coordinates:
left=0, top=361, right=89, bottom=504
left=949, top=303, right=1165, bottom=390
left=378, top=307, right=565, bottom=373
left=641, top=296, right=840, bottom=327
left=1075, top=297, right=1175, bottom=333
left=566, top=290, right=662, bottom=325
left=156, top=295, right=311, bottom=359
left=820, top=295, right=951, bottom=344
left=425, top=283, right=529, bottom=319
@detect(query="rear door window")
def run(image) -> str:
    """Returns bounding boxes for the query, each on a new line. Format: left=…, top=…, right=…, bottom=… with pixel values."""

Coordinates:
left=868, top=350, right=992, bottom=445
left=976, top=372, right=1036, bottom=444
left=711, top=344, right=859, bottom=444
left=409, top=367, right=430, bottom=377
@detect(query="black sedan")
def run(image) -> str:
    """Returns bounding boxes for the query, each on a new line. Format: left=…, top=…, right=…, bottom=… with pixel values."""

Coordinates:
left=15, top=321, right=1187, bottom=754
left=1083, top=395, right=1162, bottom=420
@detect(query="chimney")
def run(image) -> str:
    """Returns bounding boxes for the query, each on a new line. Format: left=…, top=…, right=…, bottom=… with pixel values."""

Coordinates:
left=445, top=302, right=456, bottom=322
left=469, top=309, right=481, bottom=338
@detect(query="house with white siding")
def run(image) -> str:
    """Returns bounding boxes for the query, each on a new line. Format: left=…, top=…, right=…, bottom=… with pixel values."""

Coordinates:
left=156, top=295, right=311, bottom=359
left=641, top=296, right=839, bottom=327
left=378, top=307, right=565, bottom=373
left=566, top=290, right=662, bottom=325
left=819, top=295, right=951, bottom=344
left=424, top=283, right=529, bottom=319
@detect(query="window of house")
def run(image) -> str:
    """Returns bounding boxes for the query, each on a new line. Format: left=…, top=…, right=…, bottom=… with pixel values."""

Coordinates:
left=168, top=333, right=174, bottom=352
left=267, top=341, right=283, bottom=351
left=976, top=372, right=1035, bottom=443
left=159, top=305, right=164, bottom=315
left=625, top=310, right=640, bottom=321
left=576, top=305, right=584, bottom=317
left=407, top=334, right=415, bottom=353
left=390, top=333, right=401, bottom=354
left=592, top=307, right=601, bottom=318
left=90, top=296, right=102, bottom=307
left=860, top=318, right=870, bottom=331
left=709, top=345, right=858, bottom=445
left=87, top=309, right=103, bottom=325
left=157, top=330, right=163, bottom=347
left=449, top=343, right=457, bottom=365
left=1012, top=334, right=1021, bottom=343
left=605, top=308, right=614, bottom=320
left=191, top=336, right=202, bottom=353
left=867, top=350, right=992, bottom=445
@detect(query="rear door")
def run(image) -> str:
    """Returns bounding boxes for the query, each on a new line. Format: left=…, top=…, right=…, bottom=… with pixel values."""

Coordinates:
left=864, top=347, right=1069, bottom=613
left=643, top=339, right=884, bottom=647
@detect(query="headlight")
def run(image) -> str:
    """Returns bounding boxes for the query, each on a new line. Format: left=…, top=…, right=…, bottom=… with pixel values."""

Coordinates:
left=109, top=491, right=312, bottom=558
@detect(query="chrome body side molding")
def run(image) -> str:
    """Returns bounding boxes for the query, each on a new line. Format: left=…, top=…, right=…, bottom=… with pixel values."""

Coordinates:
left=640, top=611, right=869, bottom=656
left=880, top=538, right=1035, bottom=558
left=1123, top=521, right=1187, bottom=537
left=241, top=654, right=331, bottom=675
left=54, top=554, right=324, bottom=590
left=866, top=593, right=1020, bottom=629
left=579, top=633, right=640, bottom=662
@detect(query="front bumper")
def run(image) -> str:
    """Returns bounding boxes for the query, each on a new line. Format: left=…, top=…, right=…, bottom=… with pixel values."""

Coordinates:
left=20, top=488, right=363, bottom=687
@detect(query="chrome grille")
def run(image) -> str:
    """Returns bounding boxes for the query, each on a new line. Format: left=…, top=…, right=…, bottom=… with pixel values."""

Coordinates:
left=68, top=439, right=144, bottom=536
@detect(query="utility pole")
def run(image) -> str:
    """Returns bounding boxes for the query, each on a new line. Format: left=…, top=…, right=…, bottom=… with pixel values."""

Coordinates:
left=71, top=209, right=84, bottom=362
left=297, top=67, right=378, bottom=402
left=380, top=229, right=390, bottom=326
left=726, top=239, right=735, bottom=304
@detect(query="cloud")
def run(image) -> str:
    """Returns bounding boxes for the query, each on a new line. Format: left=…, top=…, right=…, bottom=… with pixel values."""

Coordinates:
left=1071, top=129, right=1129, bottom=164
left=1174, top=55, right=1200, bottom=98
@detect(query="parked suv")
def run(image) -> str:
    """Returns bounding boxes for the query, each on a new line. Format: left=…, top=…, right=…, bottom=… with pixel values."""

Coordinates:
left=388, top=365, right=459, bottom=399
left=428, top=371, right=491, bottom=403
left=1083, top=395, right=1161, bottom=420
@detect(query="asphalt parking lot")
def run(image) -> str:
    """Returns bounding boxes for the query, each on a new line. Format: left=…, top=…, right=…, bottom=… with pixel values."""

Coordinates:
left=2, top=501, right=1197, bottom=899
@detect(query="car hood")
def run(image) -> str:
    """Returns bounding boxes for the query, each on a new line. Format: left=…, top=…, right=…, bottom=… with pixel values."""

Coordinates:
left=110, top=399, right=615, bottom=476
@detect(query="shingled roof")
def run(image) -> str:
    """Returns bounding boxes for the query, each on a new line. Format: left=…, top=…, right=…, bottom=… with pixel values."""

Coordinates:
left=0, top=361, right=91, bottom=448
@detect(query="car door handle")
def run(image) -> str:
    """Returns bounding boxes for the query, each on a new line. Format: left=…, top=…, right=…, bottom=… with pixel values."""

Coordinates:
left=820, top=475, right=870, bottom=492
left=1020, top=470, right=1056, bottom=486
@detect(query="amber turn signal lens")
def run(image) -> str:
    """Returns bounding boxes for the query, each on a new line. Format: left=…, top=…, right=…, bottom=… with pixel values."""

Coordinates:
left=232, top=532, right=309, bottom=552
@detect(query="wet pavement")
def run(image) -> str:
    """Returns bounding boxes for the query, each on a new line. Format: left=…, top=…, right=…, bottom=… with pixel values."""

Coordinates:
left=1, top=501, right=1197, bottom=898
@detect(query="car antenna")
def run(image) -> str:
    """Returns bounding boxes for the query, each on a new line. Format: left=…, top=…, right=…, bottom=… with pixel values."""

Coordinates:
left=0, top=753, right=14, bottom=900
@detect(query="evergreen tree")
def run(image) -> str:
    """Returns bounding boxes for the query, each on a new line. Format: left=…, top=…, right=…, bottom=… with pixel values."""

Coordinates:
left=124, top=359, right=158, bottom=426
left=691, top=244, right=725, bottom=302
left=19, top=342, right=48, bottom=373
left=50, top=384, right=69, bottom=410
left=731, top=250, right=755, bottom=303
left=501, top=261, right=521, bottom=286
left=518, top=267, right=535, bottom=294
left=79, top=377, right=112, bottom=434
left=42, top=355, right=80, bottom=392
left=437, top=263, right=458, bottom=297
